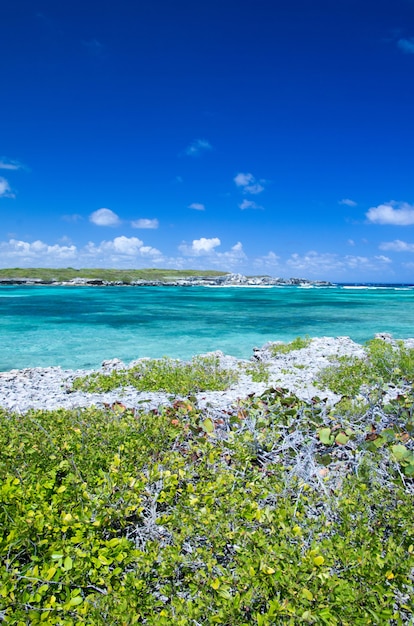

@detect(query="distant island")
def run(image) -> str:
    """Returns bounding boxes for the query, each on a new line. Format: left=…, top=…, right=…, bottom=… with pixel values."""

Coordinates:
left=0, top=268, right=331, bottom=287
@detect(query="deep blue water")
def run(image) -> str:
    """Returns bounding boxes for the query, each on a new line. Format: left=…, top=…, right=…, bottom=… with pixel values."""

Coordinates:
left=0, top=284, right=413, bottom=370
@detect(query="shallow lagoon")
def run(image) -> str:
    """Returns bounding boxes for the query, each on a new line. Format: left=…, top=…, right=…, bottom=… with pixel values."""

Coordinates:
left=0, top=284, right=413, bottom=370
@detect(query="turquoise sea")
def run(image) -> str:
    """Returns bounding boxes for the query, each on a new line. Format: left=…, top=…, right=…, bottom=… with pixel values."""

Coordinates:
left=0, top=284, right=413, bottom=371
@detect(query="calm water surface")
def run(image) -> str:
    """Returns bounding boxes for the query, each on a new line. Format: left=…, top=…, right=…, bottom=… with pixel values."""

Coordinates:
left=0, top=284, right=413, bottom=370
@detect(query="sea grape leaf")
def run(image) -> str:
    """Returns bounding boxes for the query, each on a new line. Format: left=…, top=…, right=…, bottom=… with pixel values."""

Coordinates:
left=318, top=428, right=334, bottom=445
left=391, top=444, right=410, bottom=461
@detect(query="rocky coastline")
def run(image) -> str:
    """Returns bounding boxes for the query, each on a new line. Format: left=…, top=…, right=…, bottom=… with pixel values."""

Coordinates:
left=0, top=272, right=332, bottom=287
left=0, top=334, right=410, bottom=415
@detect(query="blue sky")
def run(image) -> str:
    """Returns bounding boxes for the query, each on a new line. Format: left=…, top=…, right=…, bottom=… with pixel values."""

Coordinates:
left=2, top=0, right=414, bottom=282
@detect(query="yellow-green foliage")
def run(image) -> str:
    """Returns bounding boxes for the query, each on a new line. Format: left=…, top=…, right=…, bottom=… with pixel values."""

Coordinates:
left=318, top=338, right=414, bottom=396
left=270, top=336, right=311, bottom=356
left=1, top=385, right=414, bottom=624
left=72, top=355, right=239, bottom=395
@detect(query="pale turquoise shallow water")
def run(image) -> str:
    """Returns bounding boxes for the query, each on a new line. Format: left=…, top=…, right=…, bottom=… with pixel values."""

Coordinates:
left=0, top=284, right=413, bottom=371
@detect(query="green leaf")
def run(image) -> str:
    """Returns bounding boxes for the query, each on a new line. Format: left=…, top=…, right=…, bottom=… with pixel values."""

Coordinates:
left=202, top=418, right=214, bottom=434
left=318, top=428, right=334, bottom=445
left=391, top=444, right=411, bottom=461
left=302, top=588, right=314, bottom=601
left=335, top=432, right=349, bottom=445
left=69, top=595, right=83, bottom=606
left=63, top=556, right=73, bottom=571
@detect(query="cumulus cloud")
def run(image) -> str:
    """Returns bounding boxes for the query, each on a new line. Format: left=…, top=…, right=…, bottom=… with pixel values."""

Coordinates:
left=397, top=38, right=414, bottom=53
left=239, top=199, right=263, bottom=210
left=89, top=208, right=121, bottom=226
left=0, top=177, right=15, bottom=198
left=176, top=238, right=246, bottom=269
left=339, top=198, right=357, bottom=207
left=234, top=172, right=265, bottom=195
left=234, top=172, right=264, bottom=195
left=131, top=218, right=159, bottom=229
left=0, top=159, right=23, bottom=171
left=188, top=203, right=205, bottom=211
left=0, top=236, right=164, bottom=269
left=379, top=239, right=414, bottom=252
left=366, top=201, right=414, bottom=225
left=85, top=236, right=162, bottom=259
left=179, top=237, right=221, bottom=255
left=185, top=139, right=212, bottom=157
left=0, top=239, right=77, bottom=265
left=234, top=173, right=255, bottom=187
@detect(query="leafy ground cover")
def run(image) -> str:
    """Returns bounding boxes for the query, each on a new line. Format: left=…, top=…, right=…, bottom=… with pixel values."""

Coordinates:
left=72, top=356, right=239, bottom=395
left=317, top=338, right=414, bottom=396
left=1, top=339, right=414, bottom=624
left=270, top=337, right=311, bottom=356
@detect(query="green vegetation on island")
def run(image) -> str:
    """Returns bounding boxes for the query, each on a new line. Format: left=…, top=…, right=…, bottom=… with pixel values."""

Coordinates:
left=1, top=337, right=414, bottom=624
left=0, top=268, right=226, bottom=283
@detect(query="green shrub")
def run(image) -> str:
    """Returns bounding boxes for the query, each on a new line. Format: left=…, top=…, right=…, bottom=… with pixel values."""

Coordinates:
left=2, top=344, right=414, bottom=624
left=72, top=355, right=239, bottom=395
left=244, top=361, right=271, bottom=383
left=317, top=338, right=414, bottom=396
left=270, top=336, right=311, bottom=356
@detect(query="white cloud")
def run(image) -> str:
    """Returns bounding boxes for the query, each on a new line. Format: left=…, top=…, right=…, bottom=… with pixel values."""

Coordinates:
left=183, top=237, right=221, bottom=254
left=0, top=177, right=15, bottom=198
left=339, top=198, right=357, bottom=207
left=375, top=255, right=392, bottom=263
left=185, top=139, right=212, bottom=157
left=82, top=237, right=163, bottom=264
left=89, top=208, right=121, bottom=226
left=366, top=201, right=414, bottom=225
left=244, top=183, right=264, bottom=195
left=239, top=199, right=263, bottom=210
left=131, top=218, right=159, bottom=229
left=234, top=173, right=255, bottom=187
left=379, top=239, right=414, bottom=252
left=285, top=251, right=393, bottom=277
left=0, top=239, right=77, bottom=265
left=0, top=159, right=22, bottom=171
left=287, top=251, right=344, bottom=274
left=397, top=38, right=414, bottom=53
left=253, top=251, right=280, bottom=269
left=234, top=172, right=265, bottom=195
left=347, top=239, right=355, bottom=246
left=177, top=238, right=246, bottom=269
left=188, top=203, right=205, bottom=211
left=0, top=235, right=165, bottom=269
left=111, top=236, right=144, bottom=255
left=84, top=236, right=162, bottom=258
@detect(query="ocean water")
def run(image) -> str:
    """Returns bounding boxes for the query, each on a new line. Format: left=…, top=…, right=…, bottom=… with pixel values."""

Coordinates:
left=0, top=284, right=413, bottom=371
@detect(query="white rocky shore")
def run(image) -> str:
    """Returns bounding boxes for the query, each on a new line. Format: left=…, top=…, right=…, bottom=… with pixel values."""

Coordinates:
left=0, top=335, right=412, bottom=415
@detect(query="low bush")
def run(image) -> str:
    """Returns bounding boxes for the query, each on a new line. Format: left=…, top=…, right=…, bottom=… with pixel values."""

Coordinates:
left=72, top=355, right=239, bottom=395
left=317, top=338, right=414, bottom=396
left=270, top=336, right=311, bottom=356
left=1, top=377, right=413, bottom=624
